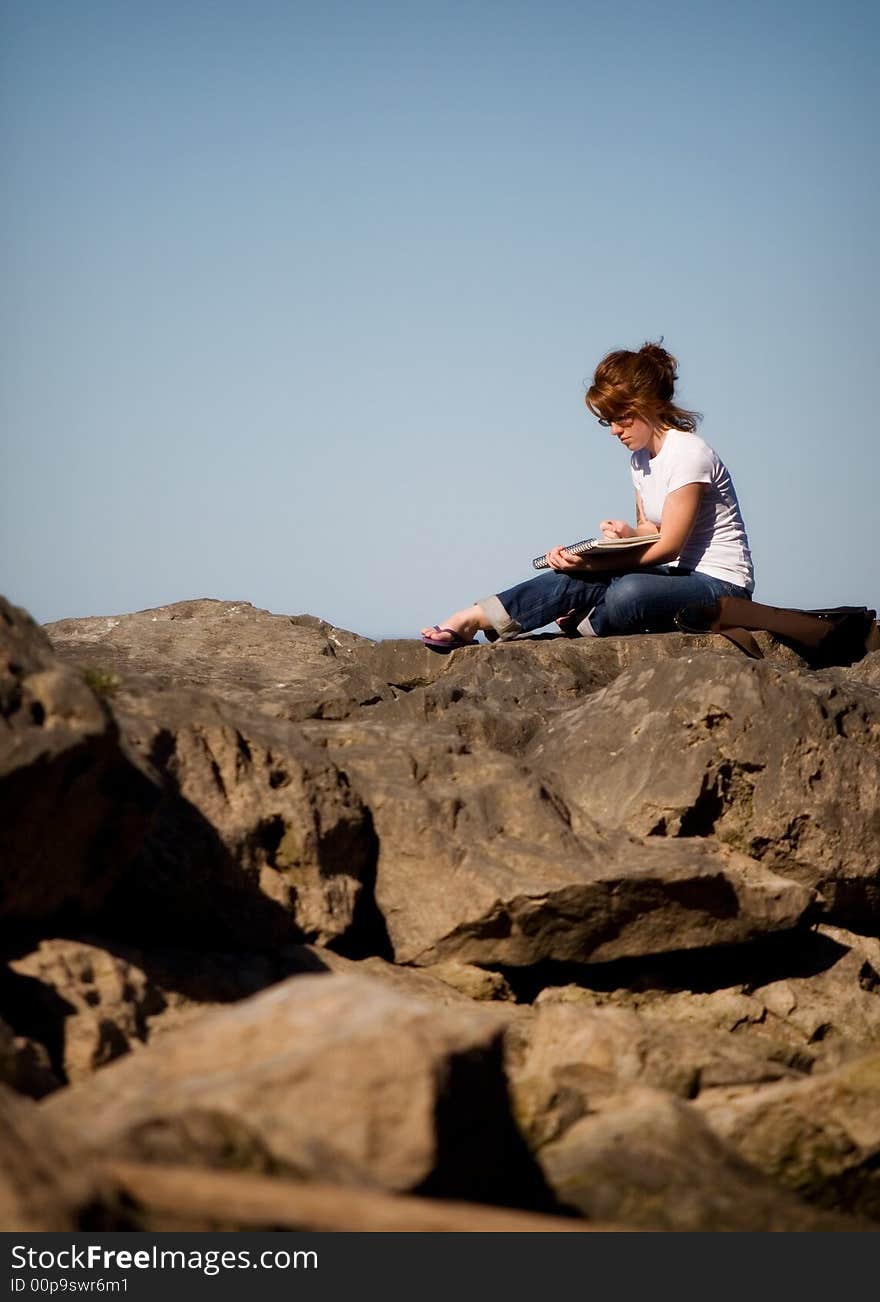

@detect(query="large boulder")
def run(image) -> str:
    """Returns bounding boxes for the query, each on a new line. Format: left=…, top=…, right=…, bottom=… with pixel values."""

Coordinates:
left=0, top=598, right=158, bottom=925
left=0, top=1017, right=58, bottom=1098
left=744, top=925, right=880, bottom=1068
left=2, top=936, right=510, bottom=1091
left=363, top=636, right=631, bottom=753
left=0, top=1086, right=117, bottom=1231
left=46, top=601, right=809, bottom=746
left=696, top=1049, right=880, bottom=1221
left=531, top=923, right=880, bottom=1075
left=505, top=1002, right=804, bottom=1149
left=40, top=972, right=550, bottom=1210
left=361, top=631, right=799, bottom=752
left=45, top=600, right=395, bottom=722
left=536, top=1086, right=869, bottom=1231
left=303, top=719, right=814, bottom=967
left=101, top=683, right=377, bottom=949
left=98, top=1161, right=603, bottom=1232
left=528, top=653, right=880, bottom=922
left=3, top=938, right=202, bottom=1086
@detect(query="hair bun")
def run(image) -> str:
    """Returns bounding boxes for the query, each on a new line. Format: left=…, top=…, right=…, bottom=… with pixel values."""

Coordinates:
left=638, top=340, right=678, bottom=386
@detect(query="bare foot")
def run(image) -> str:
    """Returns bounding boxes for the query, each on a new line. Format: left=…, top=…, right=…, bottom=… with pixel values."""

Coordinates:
left=420, top=603, right=487, bottom=643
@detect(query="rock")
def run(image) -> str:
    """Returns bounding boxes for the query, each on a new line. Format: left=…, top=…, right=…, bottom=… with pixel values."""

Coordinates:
left=97, top=681, right=379, bottom=949
left=745, top=925, right=880, bottom=1068
left=3, top=1084, right=596, bottom=1231
left=344, top=633, right=808, bottom=753
left=536, top=1086, right=870, bottom=1231
left=696, top=1049, right=880, bottom=1221
left=362, top=637, right=626, bottom=752
left=527, top=652, right=880, bottom=923
left=530, top=924, right=880, bottom=1076
left=302, top=718, right=814, bottom=966
left=4, top=939, right=168, bottom=1085
left=2, top=592, right=874, bottom=1232
left=420, top=962, right=517, bottom=1003
left=0, top=1086, right=118, bottom=1231
left=45, top=600, right=395, bottom=723
left=0, top=597, right=159, bottom=927
left=307, top=948, right=514, bottom=1006
left=0, top=1017, right=58, bottom=1098
left=46, top=603, right=810, bottom=747
left=2, top=936, right=517, bottom=1089
left=837, top=650, right=880, bottom=690
left=505, top=1002, right=803, bottom=1148
left=40, top=972, right=551, bottom=1210
left=99, top=1160, right=608, bottom=1232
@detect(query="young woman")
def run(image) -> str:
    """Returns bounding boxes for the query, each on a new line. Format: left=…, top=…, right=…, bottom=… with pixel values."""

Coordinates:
left=420, top=342, right=754, bottom=651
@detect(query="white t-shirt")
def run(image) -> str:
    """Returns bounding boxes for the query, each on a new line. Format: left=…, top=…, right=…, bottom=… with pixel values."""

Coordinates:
left=630, top=428, right=754, bottom=592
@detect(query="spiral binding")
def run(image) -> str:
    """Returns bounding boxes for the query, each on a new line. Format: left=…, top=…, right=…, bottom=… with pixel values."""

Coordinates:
left=531, top=536, right=653, bottom=570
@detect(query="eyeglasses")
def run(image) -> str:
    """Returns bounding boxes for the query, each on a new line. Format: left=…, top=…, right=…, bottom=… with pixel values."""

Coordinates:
left=597, top=414, right=634, bottom=429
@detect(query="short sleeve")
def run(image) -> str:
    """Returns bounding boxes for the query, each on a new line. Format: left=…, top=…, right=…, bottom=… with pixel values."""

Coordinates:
left=665, top=439, right=715, bottom=494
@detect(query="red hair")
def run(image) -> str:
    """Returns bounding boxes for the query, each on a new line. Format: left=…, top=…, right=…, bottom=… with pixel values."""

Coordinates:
left=586, top=341, right=700, bottom=432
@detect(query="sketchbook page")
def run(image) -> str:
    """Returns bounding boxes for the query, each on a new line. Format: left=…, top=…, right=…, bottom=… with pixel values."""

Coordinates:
left=590, top=536, right=656, bottom=550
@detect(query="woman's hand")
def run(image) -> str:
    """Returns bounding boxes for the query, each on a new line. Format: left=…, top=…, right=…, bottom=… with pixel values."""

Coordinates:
left=600, top=519, right=636, bottom=538
left=545, top=545, right=590, bottom=572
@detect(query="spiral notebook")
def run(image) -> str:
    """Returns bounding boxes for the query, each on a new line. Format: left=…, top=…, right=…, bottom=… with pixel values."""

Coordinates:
left=532, top=535, right=655, bottom=570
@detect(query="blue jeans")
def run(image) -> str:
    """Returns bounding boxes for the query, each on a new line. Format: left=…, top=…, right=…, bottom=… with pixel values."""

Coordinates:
left=478, top=567, right=751, bottom=638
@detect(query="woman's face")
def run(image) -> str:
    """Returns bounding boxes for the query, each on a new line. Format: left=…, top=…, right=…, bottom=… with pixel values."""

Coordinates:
left=608, top=414, right=656, bottom=452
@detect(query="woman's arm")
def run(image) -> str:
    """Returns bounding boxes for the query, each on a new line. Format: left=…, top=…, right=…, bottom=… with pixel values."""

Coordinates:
left=632, top=482, right=704, bottom=565
left=548, top=483, right=705, bottom=573
left=599, top=493, right=659, bottom=540
left=634, top=490, right=661, bottom=538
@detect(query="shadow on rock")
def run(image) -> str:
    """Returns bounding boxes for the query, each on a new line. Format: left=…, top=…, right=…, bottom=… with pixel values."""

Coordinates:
left=497, top=926, right=851, bottom=1003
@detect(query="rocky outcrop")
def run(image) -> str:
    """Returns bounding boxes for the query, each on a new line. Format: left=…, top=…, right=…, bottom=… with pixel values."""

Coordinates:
left=44, top=601, right=390, bottom=722
left=1, top=934, right=506, bottom=1095
left=2, top=595, right=878, bottom=1232
left=3, top=939, right=166, bottom=1085
left=105, top=685, right=377, bottom=949
left=0, top=1019, right=58, bottom=1098
left=0, top=599, right=158, bottom=925
left=504, top=1001, right=803, bottom=1149
left=695, top=1049, right=880, bottom=1220
left=299, top=719, right=814, bottom=967
left=534, top=1086, right=867, bottom=1231
left=531, top=923, right=880, bottom=1076
left=40, top=972, right=548, bottom=1210
left=0, top=1086, right=123, bottom=1231
left=527, top=653, right=880, bottom=921
left=97, top=1161, right=611, bottom=1232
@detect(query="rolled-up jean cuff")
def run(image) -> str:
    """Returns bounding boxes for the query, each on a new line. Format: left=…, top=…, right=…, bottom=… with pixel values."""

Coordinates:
left=476, top=594, right=522, bottom=640
left=576, top=609, right=597, bottom=637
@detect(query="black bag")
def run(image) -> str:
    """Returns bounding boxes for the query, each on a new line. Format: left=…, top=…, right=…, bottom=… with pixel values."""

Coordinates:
left=674, top=597, right=880, bottom=667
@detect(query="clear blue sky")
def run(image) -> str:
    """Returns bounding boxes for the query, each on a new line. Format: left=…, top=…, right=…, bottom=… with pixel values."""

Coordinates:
left=3, top=0, right=878, bottom=638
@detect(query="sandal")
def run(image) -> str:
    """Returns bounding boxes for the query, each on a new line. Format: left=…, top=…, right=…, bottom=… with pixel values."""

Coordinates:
left=420, top=625, right=478, bottom=654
